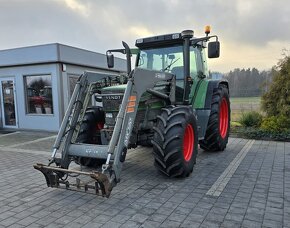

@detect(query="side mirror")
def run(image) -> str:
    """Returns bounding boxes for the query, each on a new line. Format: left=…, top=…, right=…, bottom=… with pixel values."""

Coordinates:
left=208, top=41, right=220, bottom=58
left=107, top=52, right=114, bottom=68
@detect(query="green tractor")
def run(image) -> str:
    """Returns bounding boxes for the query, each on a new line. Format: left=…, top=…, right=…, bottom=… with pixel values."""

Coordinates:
left=34, top=27, right=230, bottom=197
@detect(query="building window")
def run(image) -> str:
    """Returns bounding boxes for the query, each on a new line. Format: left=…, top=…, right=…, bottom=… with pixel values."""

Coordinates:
left=24, top=75, right=53, bottom=114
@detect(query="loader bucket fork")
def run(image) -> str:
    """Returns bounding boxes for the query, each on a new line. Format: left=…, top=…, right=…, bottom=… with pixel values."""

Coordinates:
left=34, top=163, right=112, bottom=197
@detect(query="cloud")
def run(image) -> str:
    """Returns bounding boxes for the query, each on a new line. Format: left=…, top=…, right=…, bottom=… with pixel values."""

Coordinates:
left=0, top=0, right=92, bottom=47
left=0, top=0, right=289, bottom=72
left=128, top=26, right=153, bottom=38
left=232, top=0, right=290, bottom=45
left=62, top=0, right=89, bottom=17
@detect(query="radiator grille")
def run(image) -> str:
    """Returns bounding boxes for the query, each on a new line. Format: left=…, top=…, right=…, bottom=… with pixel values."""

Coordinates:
left=102, top=90, right=124, bottom=126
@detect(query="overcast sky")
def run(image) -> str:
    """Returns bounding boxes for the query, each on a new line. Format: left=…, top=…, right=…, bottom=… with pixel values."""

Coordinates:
left=0, top=0, right=289, bottom=72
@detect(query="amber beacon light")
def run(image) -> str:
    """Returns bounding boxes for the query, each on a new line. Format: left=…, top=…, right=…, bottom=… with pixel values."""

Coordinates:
left=205, top=25, right=211, bottom=36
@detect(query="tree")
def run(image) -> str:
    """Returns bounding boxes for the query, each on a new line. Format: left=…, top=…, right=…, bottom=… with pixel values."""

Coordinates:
left=261, top=55, right=290, bottom=117
left=224, top=68, right=272, bottom=97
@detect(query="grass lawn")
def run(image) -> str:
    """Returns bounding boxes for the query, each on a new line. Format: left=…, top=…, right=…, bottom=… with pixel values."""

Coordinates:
left=230, top=97, right=261, bottom=122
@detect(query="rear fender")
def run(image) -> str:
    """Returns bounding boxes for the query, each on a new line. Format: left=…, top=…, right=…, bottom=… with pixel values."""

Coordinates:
left=196, top=80, right=229, bottom=139
left=204, top=80, right=229, bottom=109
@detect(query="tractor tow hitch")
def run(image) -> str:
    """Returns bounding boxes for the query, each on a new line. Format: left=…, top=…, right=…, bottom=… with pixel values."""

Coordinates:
left=33, top=163, right=113, bottom=198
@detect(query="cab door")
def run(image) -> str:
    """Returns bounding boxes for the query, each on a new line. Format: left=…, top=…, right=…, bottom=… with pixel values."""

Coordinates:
left=189, top=47, right=205, bottom=105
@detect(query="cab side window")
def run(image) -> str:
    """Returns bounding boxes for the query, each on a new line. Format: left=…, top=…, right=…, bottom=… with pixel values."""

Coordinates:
left=190, top=47, right=203, bottom=78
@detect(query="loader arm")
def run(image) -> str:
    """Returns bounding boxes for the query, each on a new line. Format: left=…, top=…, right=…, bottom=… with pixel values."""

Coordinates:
left=34, top=69, right=175, bottom=197
left=106, top=68, right=175, bottom=184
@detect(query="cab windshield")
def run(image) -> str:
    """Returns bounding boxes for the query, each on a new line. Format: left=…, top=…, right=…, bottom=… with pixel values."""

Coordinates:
left=136, top=45, right=202, bottom=80
left=137, top=45, right=184, bottom=78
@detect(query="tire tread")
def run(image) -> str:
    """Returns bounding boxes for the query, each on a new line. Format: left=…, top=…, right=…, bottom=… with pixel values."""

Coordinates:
left=152, top=106, right=198, bottom=177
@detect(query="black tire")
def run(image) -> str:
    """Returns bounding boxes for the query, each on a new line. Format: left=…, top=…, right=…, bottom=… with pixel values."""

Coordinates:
left=199, top=85, right=230, bottom=151
left=152, top=106, right=198, bottom=177
left=74, top=106, right=105, bottom=167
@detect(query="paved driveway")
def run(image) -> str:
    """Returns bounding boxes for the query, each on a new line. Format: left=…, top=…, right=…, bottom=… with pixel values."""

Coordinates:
left=0, top=131, right=289, bottom=227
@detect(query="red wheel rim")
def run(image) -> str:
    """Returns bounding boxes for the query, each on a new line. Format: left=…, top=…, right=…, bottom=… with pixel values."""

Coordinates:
left=219, top=98, right=229, bottom=139
left=183, top=124, right=194, bottom=161
left=96, top=122, right=104, bottom=130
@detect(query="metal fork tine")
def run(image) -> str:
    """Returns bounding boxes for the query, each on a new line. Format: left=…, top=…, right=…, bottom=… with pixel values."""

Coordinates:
left=95, top=182, right=99, bottom=195
left=98, top=182, right=106, bottom=197
left=76, top=178, right=81, bottom=189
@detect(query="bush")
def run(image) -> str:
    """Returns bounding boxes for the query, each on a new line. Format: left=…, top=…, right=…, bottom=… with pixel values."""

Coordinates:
left=235, top=127, right=290, bottom=141
left=261, top=115, right=290, bottom=133
left=261, top=55, right=290, bottom=117
left=239, top=111, right=263, bottom=127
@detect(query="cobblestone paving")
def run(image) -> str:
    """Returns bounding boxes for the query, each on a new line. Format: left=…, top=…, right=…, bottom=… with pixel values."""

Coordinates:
left=0, top=131, right=289, bottom=227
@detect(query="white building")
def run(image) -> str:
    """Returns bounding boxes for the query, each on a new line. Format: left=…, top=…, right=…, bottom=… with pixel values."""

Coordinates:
left=0, top=43, right=126, bottom=131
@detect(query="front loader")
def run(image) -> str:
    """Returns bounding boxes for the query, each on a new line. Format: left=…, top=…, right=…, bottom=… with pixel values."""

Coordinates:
left=34, top=26, right=230, bottom=197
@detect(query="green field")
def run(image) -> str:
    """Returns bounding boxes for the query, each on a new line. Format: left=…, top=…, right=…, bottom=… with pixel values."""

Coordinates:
left=230, top=97, right=261, bottom=104
left=230, top=97, right=261, bottom=122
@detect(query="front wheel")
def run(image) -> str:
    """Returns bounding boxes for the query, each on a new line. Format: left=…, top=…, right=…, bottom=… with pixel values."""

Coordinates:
left=200, top=85, right=230, bottom=151
left=152, top=106, right=198, bottom=177
left=74, top=106, right=105, bottom=167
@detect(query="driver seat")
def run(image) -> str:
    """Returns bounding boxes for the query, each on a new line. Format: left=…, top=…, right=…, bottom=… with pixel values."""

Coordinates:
left=171, top=66, right=184, bottom=80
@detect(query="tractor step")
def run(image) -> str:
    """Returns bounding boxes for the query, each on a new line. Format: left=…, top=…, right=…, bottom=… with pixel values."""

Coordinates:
left=33, top=163, right=113, bottom=197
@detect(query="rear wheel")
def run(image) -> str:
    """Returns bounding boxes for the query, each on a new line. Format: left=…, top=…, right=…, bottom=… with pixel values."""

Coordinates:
left=74, top=106, right=105, bottom=167
left=152, top=106, right=198, bottom=177
left=200, top=85, right=230, bottom=151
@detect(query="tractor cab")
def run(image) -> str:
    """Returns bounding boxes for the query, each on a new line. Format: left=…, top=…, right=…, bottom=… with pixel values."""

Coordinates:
left=134, top=29, right=220, bottom=103
left=107, top=27, right=220, bottom=104
left=135, top=39, right=204, bottom=102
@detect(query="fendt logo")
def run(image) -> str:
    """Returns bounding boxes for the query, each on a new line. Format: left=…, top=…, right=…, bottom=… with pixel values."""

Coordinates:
left=104, top=95, right=121, bottom=100
left=124, top=117, right=133, bottom=147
